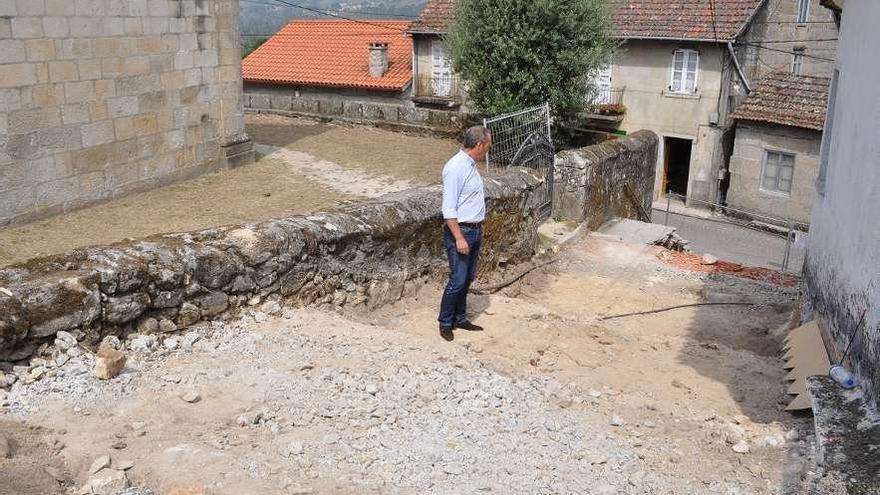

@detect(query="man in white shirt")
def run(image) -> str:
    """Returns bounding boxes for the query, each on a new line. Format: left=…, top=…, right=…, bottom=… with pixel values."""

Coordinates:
left=438, top=126, right=491, bottom=341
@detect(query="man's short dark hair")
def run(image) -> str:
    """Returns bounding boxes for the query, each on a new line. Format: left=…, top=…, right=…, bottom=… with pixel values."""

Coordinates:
left=462, top=126, right=491, bottom=149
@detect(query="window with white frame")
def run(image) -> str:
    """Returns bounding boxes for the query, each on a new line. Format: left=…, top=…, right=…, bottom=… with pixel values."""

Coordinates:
left=797, top=0, right=810, bottom=24
left=670, top=49, right=699, bottom=94
left=762, top=150, right=795, bottom=194
left=791, top=47, right=804, bottom=75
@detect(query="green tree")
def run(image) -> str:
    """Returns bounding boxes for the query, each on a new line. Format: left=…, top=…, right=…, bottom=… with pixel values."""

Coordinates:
left=448, top=0, right=614, bottom=122
left=242, top=37, right=269, bottom=59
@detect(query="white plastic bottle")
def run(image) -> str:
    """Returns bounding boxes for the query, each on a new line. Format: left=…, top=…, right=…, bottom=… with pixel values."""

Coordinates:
left=829, top=365, right=857, bottom=389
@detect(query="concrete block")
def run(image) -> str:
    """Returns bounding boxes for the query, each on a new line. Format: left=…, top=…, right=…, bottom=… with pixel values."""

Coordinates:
left=94, top=80, right=116, bottom=100
left=64, top=81, right=94, bottom=104
left=61, top=103, right=91, bottom=125
left=117, top=74, right=160, bottom=96
left=124, top=18, right=143, bottom=36
left=147, top=0, right=170, bottom=16
left=0, top=0, right=16, bottom=16
left=342, top=101, right=364, bottom=119
left=71, top=141, right=115, bottom=173
left=144, top=17, right=168, bottom=35
left=0, top=63, right=37, bottom=88
left=0, top=40, right=26, bottom=64
left=69, top=17, right=104, bottom=38
left=137, top=36, right=162, bottom=55
left=160, top=70, right=185, bottom=90
left=100, top=58, right=122, bottom=78
left=42, top=17, right=69, bottom=38
left=75, top=0, right=104, bottom=16
left=35, top=62, right=50, bottom=84
left=45, top=0, right=75, bottom=16
left=2, top=132, right=39, bottom=161
left=183, top=68, right=201, bottom=87
left=169, top=17, right=188, bottom=34
left=93, top=38, right=131, bottom=58
left=0, top=113, right=6, bottom=134
left=126, top=0, right=148, bottom=16
left=179, top=33, right=198, bottom=52
left=34, top=175, right=80, bottom=209
left=121, top=56, right=151, bottom=77
left=78, top=59, right=102, bottom=81
left=0, top=160, right=31, bottom=191
left=0, top=18, right=11, bottom=38
left=59, top=39, right=92, bottom=60
left=88, top=100, right=109, bottom=121
left=105, top=0, right=128, bottom=16
left=25, top=155, right=63, bottom=184
left=82, top=120, right=115, bottom=147
left=0, top=89, right=21, bottom=112
left=28, top=79, right=64, bottom=104
left=150, top=53, right=174, bottom=73
left=21, top=39, right=55, bottom=62
left=48, top=61, right=79, bottom=83
left=36, top=124, right=82, bottom=153
left=137, top=91, right=166, bottom=112
left=114, top=113, right=159, bottom=140
left=173, top=51, right=194, bottom=70
left=15, top=0, right=42, bottom=15
left=9, top=106, right=61, bottom=134
left=196, top=49, right=218, bottom=68
left=105, top=17, right=124, bottom=36
left=269, top=95, right=291, bottom=111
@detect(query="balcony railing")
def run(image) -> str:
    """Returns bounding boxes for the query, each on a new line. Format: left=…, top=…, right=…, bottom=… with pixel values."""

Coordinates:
left=412, top=74, right=464, bottom=107
left=590, top=86, right=625, bottom=106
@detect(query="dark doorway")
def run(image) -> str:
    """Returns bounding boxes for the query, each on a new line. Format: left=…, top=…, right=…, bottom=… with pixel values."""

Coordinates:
left=663, top=137, right=693, bottom=197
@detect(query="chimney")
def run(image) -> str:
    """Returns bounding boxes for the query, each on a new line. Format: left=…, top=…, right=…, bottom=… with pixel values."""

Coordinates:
left=369, top=42, right=389, bottom=78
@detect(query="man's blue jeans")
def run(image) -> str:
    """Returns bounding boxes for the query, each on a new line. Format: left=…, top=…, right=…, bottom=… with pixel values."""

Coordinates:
left=438, top=224, right=482, bottom=329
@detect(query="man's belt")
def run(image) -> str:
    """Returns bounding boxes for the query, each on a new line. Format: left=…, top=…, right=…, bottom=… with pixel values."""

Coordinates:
left=458, top=222, right=483, bottom=228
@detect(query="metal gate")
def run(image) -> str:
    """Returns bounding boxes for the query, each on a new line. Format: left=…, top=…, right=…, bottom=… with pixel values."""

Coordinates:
left=483, top=103, right=554, bottom=220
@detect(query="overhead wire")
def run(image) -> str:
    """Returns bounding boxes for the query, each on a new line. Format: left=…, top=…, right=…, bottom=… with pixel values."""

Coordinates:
left=240, top=0, right=419, bottom=19
left=245, top=0, right=411, bottom=32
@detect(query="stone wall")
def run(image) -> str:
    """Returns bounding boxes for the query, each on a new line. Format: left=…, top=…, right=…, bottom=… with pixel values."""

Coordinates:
left=553, top=130, right=658, bottom=229
left=244, top=90, right=471, bottom=134
left=0, top=0, right=253, bottom=227
left=0, top=168, right=543, bottom=358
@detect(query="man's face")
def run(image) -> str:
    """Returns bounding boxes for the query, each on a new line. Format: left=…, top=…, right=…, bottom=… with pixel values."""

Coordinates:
left=474, top=137, right=492, bottom=162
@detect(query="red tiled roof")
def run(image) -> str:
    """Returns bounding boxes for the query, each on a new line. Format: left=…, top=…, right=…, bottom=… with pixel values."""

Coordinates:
left=409, top=0, right=456, bottom=33
left=410, top=0, right=764, bottom=41
left=733, top=73, right=830, bottom=130
left=610, top=0, right=765, bottom=41
left=242, top=20, right=412, bottom=91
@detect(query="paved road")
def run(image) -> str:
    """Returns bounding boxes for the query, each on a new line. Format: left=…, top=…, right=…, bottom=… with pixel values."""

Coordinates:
left=651, top=209, right=805, bottom=273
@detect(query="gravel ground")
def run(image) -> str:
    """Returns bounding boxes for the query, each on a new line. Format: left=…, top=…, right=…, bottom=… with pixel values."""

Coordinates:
left=0, top=232, right=819, bottom=495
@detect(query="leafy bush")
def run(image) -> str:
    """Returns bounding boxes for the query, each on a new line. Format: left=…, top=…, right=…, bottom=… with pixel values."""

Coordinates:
left=447, top=0, right=615, bottom=124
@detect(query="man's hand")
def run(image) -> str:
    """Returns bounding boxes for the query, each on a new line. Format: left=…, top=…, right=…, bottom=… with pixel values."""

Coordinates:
left=455, top=237, right=470, bottom=255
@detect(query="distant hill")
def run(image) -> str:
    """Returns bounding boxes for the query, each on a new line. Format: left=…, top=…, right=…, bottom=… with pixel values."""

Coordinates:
left=240, top=1, right=428, bottom=39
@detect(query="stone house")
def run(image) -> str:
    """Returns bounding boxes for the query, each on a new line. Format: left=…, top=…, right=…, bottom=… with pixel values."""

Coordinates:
left=242, top=20, right=414, bottom=105
left=0, top=0, right=252, bottom=227
left=805, top=0, right=880, bottom=411
left=407, top=0, right=838, bottom=206
left=727, top=72, right=829, bottom=225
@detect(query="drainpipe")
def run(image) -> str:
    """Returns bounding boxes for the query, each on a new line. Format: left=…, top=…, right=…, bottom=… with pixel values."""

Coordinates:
left=726, top=42, right=751, bottom=94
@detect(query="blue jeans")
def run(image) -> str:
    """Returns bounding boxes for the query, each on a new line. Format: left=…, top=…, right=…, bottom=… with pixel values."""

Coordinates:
left=438, top=224, right=482, bottom=329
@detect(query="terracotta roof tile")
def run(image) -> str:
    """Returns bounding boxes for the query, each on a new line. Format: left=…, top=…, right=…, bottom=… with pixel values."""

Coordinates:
left=610, top=0, right=764, bottom=41
left=410, top=0, right=764, bottom=41
left=733, top=72, right=830, bottom=130
left=242, top=20, right=412, bottom=91
left=408, top=0, right=456, bottom=33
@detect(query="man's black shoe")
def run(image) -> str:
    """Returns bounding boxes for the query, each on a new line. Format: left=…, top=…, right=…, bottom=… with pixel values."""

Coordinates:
left=440, top=326, right=455, bottom=341
left=456, top=321, right=484, bottom=331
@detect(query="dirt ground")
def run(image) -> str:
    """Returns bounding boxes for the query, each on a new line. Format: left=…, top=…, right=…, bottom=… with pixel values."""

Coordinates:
left=0, top=115, right=458, bottom=267
left=0, top=230, right=816, bottom=495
